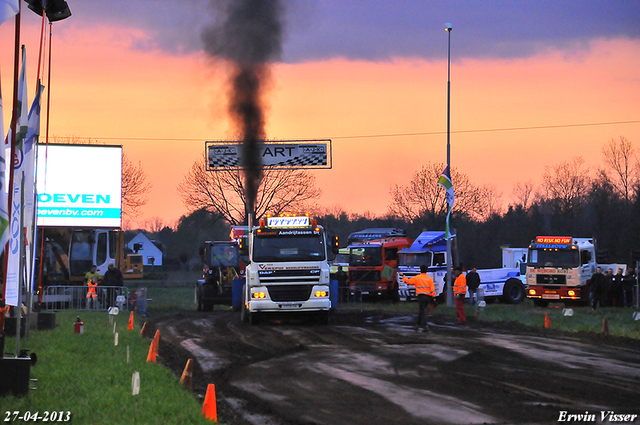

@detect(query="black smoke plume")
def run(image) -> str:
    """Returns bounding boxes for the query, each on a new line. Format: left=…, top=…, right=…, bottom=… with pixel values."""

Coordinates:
left=202, top=0, right=284, bottom=221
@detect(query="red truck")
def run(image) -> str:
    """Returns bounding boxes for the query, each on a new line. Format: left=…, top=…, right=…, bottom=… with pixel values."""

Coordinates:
left=346, top=229, right=413, bottom=301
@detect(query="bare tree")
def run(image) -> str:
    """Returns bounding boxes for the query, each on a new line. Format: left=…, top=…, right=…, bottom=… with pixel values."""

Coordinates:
left=388, top=162, right=488, bottom=222
left=478, top=184, right=504, bottom=220
left=178, top=155, right=322, bottom=224
left=143, top=217, right=168, bottom=233
left=601, top=136, right=639, bottom=201
left=511, top=180, right=535, bottom=209
left=121, top=156, right=152, bottom=219
left=541, top=156, right=591, bottom=213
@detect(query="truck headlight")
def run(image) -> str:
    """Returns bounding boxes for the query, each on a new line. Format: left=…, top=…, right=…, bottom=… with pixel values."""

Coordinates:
left=314, top=290, right=328, bottom=298
left=252, top=292, right=266, bottom=299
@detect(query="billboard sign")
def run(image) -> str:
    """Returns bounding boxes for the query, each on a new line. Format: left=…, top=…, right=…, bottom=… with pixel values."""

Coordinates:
left=206, top=140, right=332, bottom=170
left=36, top=144, right=122, bottom=227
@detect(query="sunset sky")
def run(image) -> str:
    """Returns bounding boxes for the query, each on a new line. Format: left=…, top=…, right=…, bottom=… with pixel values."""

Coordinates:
left=1, top=1, right=639, bottom=229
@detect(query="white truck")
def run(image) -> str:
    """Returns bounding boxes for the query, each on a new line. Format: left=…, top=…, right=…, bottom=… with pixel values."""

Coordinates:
left=241, top=214, right=335, bottom=324
left=397, top=231, right=528, bottom=304
left=524, top=236, right=624, bottom=307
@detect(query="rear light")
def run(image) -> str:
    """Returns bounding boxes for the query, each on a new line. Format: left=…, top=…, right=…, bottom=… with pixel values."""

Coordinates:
left=567, top=290, right=576, bottom=297
left=528, top=289, right=537, bottom=296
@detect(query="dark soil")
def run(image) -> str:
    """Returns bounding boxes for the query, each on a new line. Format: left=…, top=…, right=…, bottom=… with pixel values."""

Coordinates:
left=148, top=309, right=640, bottom=425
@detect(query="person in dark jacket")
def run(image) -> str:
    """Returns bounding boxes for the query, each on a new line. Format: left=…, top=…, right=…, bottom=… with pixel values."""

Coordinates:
left=466, top=267, right=481, bottom=306
left=103, top=263, right=124, bottom=307
left=590, top=267, right=606, bottom=310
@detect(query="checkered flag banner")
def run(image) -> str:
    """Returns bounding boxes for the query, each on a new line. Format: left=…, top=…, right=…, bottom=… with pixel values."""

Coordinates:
left=206, top=140, right=332, bottom=170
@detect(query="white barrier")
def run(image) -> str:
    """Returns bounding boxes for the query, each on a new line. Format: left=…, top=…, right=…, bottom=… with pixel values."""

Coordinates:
left=42, top=286, right=130, bottom=311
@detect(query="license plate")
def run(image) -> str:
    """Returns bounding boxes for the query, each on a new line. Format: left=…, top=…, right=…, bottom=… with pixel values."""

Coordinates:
left=542, top=294, right=560, bottom=299
left=279, top=304, right=301, bottom=309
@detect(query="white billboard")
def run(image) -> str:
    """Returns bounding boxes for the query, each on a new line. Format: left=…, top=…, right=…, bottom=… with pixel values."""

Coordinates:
left=36, top=144, right=122, bottom=227
left=206, top=140, right=332, bottom=170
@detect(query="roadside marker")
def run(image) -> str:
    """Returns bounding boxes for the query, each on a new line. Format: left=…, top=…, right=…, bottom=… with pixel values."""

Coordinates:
left=544, top=313, right=551, bottom=328
left=146, top=330, right=160, bottom=363
left=180, top=359, right=194, bottom=391
left=140, top=321, right=149, bottom=338
left=602, top=316, right=609, bottom=335
left=202, top=384, right=217, bottom=421
left=128, top=311, right=134, bottom=330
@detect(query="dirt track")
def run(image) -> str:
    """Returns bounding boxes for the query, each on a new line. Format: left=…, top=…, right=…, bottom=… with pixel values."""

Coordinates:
left=151, top=309, right=640, bottom=425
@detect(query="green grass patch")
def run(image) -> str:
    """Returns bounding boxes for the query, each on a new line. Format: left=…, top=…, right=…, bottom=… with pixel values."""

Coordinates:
left=337, top=298, right=640, bottom=339
left=2, top=310, right=219, bottom=424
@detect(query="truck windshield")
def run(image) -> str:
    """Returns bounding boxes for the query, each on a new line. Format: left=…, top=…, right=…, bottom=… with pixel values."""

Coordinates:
left=399, top=252, right=432, bottom=267
left=253, top=232, right=326, bottom=262
left=333, top=253, right=349, bottom=265
left=349, top=247, right=383, bottom=266
left=209, top=245, right=239, bottom=268
left=528, top=249, right=580, bottom=268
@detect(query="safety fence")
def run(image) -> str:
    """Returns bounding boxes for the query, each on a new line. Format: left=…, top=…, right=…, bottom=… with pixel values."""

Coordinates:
left=42, top=286, right=130, bottom=311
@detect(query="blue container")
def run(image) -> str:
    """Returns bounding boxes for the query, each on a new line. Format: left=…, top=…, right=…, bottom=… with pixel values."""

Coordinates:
left=330, top=279, right=338, bottom=309
left=232, top=278, right=246, bottom=311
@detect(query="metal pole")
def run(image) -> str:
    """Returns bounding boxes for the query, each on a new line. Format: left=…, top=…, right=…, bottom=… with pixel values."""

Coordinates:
left=445, top=24, right=454, bottom=307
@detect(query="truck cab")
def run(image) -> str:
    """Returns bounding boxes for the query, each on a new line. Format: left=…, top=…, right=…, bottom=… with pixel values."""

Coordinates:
left=196, top=241, right=241, bottom=311
left=526, top=236, right=596, bottom=306
left=242, top=214, right=335, bottom=324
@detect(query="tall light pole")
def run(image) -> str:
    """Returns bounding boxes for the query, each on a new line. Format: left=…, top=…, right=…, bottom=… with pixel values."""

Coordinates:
left=445, top=23, right=454, bottom=306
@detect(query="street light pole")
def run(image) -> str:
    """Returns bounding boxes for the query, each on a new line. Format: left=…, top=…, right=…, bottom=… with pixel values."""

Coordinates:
left=445, top=23, right=454, bottom=307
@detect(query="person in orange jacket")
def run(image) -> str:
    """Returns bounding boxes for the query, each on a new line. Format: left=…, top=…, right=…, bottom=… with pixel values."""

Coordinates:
left=401, top=265, right=436, bottom=332
left=453, top=267, right=467, bottom=325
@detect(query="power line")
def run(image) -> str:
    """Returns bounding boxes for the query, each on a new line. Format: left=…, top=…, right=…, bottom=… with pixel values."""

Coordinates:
left=76, top=119, right=640, bottom=142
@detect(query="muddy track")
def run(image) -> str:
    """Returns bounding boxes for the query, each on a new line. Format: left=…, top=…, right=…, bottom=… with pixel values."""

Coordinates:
left=149, top=310, right=640, bottom=425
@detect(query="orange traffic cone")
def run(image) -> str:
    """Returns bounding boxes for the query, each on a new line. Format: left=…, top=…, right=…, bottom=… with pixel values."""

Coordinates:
left=202, top=384, right=217, bottom=422
left=544, top=313, right=551, bottom=328
left=139, top=322, right=148, bottom=338
left=128, top=311, right=134, bottom=330
left=602, top=316, right=609, bottom=335
left=180, top=359, right=194, bottom=390
left=146, top=330, right=160, bottom=363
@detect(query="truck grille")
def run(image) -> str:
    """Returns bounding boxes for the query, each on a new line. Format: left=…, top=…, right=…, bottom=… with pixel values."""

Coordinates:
left=258, top=269, right=321, bottom=285
left=267, top=285, right=313, bottom=302
left=536, top=274, right=567, bottom=285
left=349, top=270, right=381, bottom=283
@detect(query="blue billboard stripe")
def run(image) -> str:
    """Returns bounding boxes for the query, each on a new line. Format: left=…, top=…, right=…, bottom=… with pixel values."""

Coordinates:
left=36, top=207, right=121, bottom=219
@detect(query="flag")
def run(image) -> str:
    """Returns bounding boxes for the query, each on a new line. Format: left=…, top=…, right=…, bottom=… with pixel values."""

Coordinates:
left=6, top=46, right=28, bottom=307
left=0, top=73, right=9, bottom=255
left=437, top=165, right=455, bottom=239
left=0, top=0, right=19, bottom=26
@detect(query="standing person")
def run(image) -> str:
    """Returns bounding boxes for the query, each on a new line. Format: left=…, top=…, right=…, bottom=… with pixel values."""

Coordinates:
left=590, top=267, right=606, bottom=310
left=401, top=265, right=435, bottom=332
left=466, top=267, right=481, bottom=306
left=604, top=268, right=614, bottom=307
left=611, top=268, right=624, bottom=307
left=622, top=268, right=635, bottom=307
left=335, top=266, right=349, bottom=303
left=453, top=267, right=467, bottom=325
left=103, top=263, right=124, bottom=308
left=84, top=265, right=101, bottom=309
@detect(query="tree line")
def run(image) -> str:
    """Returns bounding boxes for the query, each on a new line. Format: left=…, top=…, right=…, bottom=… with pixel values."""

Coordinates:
left=140, top=136, right=640, bottom=271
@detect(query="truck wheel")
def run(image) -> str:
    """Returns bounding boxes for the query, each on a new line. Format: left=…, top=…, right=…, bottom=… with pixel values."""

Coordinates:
left=390, top=284, right=401, bottom=303
left=196, top=287, right=202, bottom=311
left=502, top=278, right=525, bottom=304
left=533, top=299, right=549, bottom=307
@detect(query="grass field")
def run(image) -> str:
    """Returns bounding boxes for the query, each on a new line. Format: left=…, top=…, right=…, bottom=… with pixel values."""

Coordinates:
left=2, top=308, right=218, bottom=424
